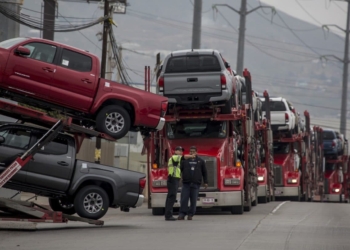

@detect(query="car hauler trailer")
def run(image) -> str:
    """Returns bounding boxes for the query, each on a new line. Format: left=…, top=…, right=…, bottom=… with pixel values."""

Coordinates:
left=144, top=69, right=267, bottom=215
left=0, top=99, right=118, bottom=226
left=256, top=91, right=274, bottom=203
left=272, top=111, right=314, bottom=201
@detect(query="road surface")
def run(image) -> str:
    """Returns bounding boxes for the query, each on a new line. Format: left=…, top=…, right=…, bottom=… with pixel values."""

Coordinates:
left=1, top=201, right=350, bottom=250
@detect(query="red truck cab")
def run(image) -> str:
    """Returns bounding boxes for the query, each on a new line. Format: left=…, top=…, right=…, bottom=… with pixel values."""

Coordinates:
left=149, top=117, right=246, bottom=215
left=273, top=141, right=302, bottom=200
left=0, top=37, right=168, bottom=139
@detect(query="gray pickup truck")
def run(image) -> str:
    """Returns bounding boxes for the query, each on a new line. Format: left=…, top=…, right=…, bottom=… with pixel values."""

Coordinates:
left=0, top=123, right=146, bottom=220
left=157, top=49, right=236, bottom=114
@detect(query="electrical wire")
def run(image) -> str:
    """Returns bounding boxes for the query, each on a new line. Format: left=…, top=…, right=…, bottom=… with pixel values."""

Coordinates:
left=128, top=8, right=343, bottom=54
left=0, top=3, right=108, bottom=32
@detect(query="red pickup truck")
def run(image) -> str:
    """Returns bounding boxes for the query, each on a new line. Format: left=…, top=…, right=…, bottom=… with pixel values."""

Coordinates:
left=0, top=37, right=168, bottom=139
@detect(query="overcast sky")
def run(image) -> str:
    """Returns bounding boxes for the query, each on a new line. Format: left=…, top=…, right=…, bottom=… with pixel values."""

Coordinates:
left=261, top=0, right=347, bottom=37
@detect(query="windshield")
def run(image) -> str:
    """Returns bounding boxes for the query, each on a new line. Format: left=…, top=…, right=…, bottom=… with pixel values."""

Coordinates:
left=273, top=142, right=290, bottom=154
left=323, top=131, right=335, bottom=140
left=165, top=55, right=222, bottom=73
left=0, top=37, right=28, bottom=49
left=167, top=119, right=227, bottom=139
left=261, top=100, right=286, bottom=112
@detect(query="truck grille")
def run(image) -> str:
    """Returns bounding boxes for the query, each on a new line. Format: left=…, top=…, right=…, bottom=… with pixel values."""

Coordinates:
left=274, top=165, right=283, bottom=186
left=178, top=156, right=217, bottom=190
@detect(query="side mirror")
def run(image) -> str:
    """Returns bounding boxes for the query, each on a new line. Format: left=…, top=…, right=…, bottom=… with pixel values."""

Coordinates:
left=15, top=46, right=30, bottom=56
left=0, top=136, right=5, bottom=144
left=224, top=62, right=230, bottom=68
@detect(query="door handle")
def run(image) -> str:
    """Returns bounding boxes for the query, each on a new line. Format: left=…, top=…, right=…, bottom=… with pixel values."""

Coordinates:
left=57, top=161, right=69, bottom=166
left=42, top=67, right=54, bottom=72
left=81, top=78, right=92, bottom=84
left=187, top=78, right=198, bottom=82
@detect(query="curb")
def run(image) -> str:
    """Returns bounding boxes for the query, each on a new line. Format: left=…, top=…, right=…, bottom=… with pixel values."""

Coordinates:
left=0, top=221, right=37, bottom=231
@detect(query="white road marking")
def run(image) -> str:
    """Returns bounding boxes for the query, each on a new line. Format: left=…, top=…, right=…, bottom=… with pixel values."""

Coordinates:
left=271, top=201, right=288, bottom=214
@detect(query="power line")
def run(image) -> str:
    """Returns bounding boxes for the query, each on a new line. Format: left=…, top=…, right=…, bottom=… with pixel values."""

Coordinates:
left=128, top=9, right=343, bottom=54
left=295, top=0, right=323, bottom=25
left=0, top=3, right=107, bottom=32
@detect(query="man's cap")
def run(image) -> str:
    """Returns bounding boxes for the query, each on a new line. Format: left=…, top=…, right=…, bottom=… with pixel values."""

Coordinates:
left=190, top=146, right=197, bottom=151
left=175, top=146, right=184, bottom=151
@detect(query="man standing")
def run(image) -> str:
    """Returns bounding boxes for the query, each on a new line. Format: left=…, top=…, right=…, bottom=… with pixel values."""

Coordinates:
left=178, top=146, right=208, bottom=220
left=165, top=146, right=192, bottom=221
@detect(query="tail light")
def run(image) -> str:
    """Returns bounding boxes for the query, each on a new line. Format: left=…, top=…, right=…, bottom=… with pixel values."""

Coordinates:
left=285, top=113, right=289, bottom=123
left=139, top=177, right=146, bottom=194
left=221, top=74, right=226, bottom=89
left=332, top=140, right=336, bottom=148
left=161, top=101, right=168, bottom=117
left=158, top=76, right=164, bottom=92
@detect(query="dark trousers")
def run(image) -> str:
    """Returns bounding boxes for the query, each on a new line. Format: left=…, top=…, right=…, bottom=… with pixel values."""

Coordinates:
left=164, top=177, right=180, bottom=219
left=179, top=182, right=200, bottom=217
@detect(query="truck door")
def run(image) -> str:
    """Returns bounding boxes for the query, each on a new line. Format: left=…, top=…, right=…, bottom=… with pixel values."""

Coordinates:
left=4, top=42, right=57, bottom=100
left=0, top=127, right=35, bottom=184
left=25, top=133, right=74, bottom=192
left=51, top=48, right=97, bottom=111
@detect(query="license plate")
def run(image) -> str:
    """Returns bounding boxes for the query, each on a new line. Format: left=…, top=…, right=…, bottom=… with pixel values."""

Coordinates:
left=275, top=190, right=282, bottom=195
left=202, top=198, right=215, bottom=204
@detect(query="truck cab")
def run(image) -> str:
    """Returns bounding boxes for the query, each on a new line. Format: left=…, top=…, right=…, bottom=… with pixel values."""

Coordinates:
left=150, top=117, right=246, bottom=215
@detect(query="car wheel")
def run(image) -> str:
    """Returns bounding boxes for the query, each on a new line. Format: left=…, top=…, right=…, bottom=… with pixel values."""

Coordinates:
left=48, top=198, right=76, bottom=215
left=74, top=185, right=109, bottom=220
left=96, top=105, right=131, bottom=139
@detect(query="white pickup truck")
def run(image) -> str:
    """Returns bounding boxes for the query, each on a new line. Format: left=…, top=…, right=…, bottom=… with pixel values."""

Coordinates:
left=260, top=97, right=298, bottom=134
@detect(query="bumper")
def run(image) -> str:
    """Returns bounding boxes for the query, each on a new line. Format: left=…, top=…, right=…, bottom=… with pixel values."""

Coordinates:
left=274, top=186, right=299, bottom=197
left=271, top=124, right=290, bottom=131
left=324, top=194, right=343, bottom=202
left=155, top=118, right=165, bottom=130
left=135, top=195, right=145, bottom=207
left=164, top=89, right=231, bottom=104
left=258, top=185, right=267, bottom=197
left=151, top=191, right=242, bottom=208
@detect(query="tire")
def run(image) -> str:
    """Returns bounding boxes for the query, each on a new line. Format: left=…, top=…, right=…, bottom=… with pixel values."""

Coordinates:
left=96, top=105, right=131, bottom=140
left=74, top=185, right=110, bottom=220
left=230, top=191, right=244, bottom=215
left=48, top=198, right=76, bottom=215
left=258, top=196, right=268, bottom=204
left=152, top=207, right=165, bottom=216
left=252, top=190, right=258, bottom=206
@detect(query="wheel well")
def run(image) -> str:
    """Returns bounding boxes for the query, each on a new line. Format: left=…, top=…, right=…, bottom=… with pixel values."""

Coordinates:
left=95, top=99, right=135, bottom=126
left=75, top=180, right=114, bottom=204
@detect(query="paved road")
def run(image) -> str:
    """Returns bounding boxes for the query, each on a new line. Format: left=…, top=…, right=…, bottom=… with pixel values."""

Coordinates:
left=1, top=201, right=350, bottom=250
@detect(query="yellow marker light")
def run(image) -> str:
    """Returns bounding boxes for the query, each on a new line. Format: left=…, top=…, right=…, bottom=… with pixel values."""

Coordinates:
left=152, top=163, right=158, bottom=169
left=236, top=161, right=242, bottom=168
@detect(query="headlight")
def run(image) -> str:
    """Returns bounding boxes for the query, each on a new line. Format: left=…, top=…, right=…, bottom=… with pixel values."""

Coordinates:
left=257, top=176, right=264, bottom=182
left=224, top=178, right=240, bottom=186
left=287, top=178, right=297, bottom=184
left=333, top=188, right=340, bottom=193
left=152, top=180, right=167, bottom=187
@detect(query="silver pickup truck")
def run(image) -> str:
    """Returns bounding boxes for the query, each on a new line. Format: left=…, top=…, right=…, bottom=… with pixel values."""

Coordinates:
left=157, top=49, right=236, bottom=114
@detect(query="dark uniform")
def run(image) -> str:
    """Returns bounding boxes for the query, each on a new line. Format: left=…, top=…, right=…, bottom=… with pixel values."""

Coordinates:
left=178, top=155, right=207, bottom=220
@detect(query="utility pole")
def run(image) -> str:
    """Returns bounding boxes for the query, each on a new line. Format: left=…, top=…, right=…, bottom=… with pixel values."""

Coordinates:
left=43, top=0, right=56, bottom=40
left=322, top=0, right=350, bottom=136
left=95, top=0, right=111, bottom=164
left=213, top=2, right=275, bottom=75
left=0, top=0, right=21, bottom=42
left=116, top=45, right=122, bottom=82
left=191, top=0, right=202, bottom=49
